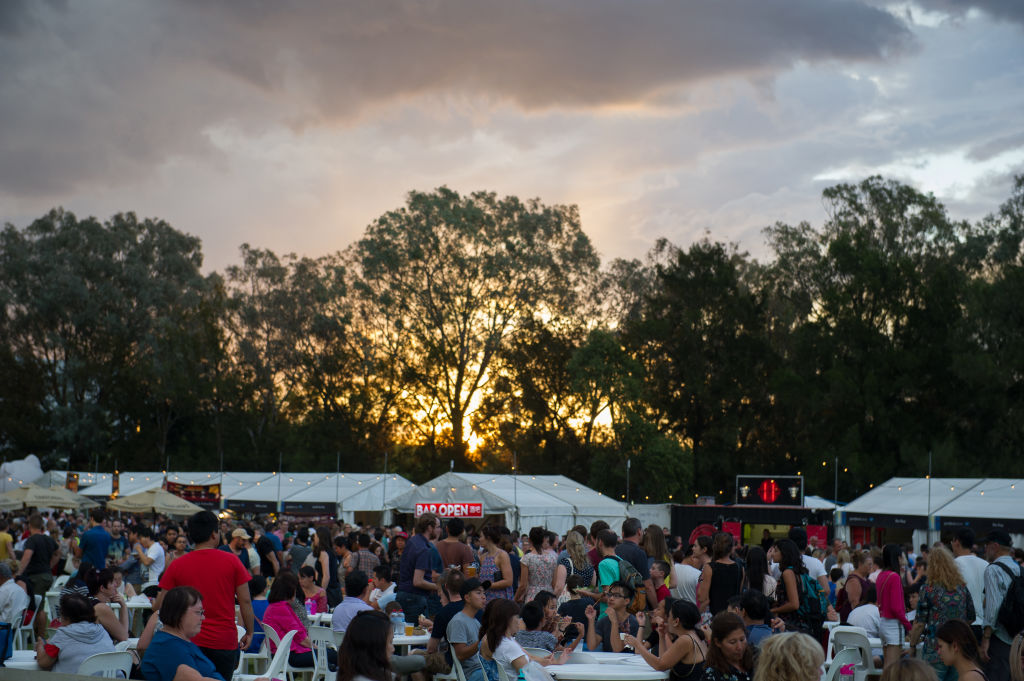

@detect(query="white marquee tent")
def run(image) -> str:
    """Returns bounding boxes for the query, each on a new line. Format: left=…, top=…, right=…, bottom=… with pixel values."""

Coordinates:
left=386, top=472, right=627, bottom=534
left=836, top=477, right=1024, bottom=545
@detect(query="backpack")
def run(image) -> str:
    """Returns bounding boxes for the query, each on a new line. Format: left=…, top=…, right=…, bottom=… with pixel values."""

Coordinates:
left=794, top=572, right=828, bottom=633
left=994, top=561, right=1024, bottom=637
left=614, top=556, right=647, bottom=614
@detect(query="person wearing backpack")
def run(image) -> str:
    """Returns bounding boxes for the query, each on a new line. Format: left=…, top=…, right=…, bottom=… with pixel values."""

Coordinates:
left=770, top=538, right=825, bottom=638
left=981, top=530, right=1021, bottom=681
left=615, top=518, right=656, bottom=612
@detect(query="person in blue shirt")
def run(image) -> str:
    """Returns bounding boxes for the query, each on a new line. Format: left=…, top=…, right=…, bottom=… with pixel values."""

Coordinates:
left=77, top=509, right=111, bottom=569
left=139, top=585, right=224, bottom=681
left=738, top=589, right=775, bottom=649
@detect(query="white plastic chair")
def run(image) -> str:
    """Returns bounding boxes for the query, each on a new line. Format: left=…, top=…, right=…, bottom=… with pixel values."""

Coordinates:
left=308, top=625, right=336, bottom=681
left=52, top=575, right=70, bottom=591
left=236, top=623, right=270, bottom=676
left=832, top=625, right=882, bottom=681
left=14, top=594, right=41, bottom=649
left=238, top=629, right=297, bottom=681
left=261, top=621, right=306, bottom=681
left=824, top=648, right=862, bottom=681
left=522, top=647, right=551, bottom=659
left=78, top=651, right=133, bottom=678
left=447, top=651, right=469, bottom=681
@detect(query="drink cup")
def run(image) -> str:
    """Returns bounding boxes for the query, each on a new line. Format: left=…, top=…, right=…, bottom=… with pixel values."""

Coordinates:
left=404, top=624, right=415, bottom=636
left=466, top=565, right=478, bottom=577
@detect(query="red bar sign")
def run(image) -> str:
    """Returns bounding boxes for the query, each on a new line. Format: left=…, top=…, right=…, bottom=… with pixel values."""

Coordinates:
left=415, top=502, right=484, bottom=518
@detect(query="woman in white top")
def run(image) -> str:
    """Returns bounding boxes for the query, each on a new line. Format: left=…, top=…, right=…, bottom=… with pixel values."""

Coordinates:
left=481, top=599, right=566, bottom=680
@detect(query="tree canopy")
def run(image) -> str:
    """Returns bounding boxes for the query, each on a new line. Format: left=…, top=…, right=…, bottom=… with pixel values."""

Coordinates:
left=2, top=178, right=1022, bottom=501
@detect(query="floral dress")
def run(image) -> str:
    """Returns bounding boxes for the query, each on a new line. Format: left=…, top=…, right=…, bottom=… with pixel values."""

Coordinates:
left=481, top=550, right=513, bottom=603
left=702, top=666, right=751, bottom=681
left=522, top=550, right=558, bottom=602
left=916, top=582, right=974, bottom=664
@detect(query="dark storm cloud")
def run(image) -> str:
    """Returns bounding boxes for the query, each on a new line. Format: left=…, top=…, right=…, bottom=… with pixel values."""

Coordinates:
left=0, top=0, right=913, bottom=197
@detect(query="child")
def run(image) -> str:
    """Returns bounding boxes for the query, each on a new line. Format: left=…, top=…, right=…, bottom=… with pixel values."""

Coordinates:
left=829, top=567, right=844, bottom=605
left=514, top=602, right=558, bottom=652
left=650, top=561, right=671, bottom=603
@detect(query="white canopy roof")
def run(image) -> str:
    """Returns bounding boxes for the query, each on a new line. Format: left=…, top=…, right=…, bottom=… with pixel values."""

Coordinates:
left=387, top=472, right=626, bottom=534
left=931, top=479, right=1024, bottom=521
left=803, top=495, right=839, bottom=510
left=283, top=474, right=416, bottom=510
left=841, top=477, right=981, bottom=518
left=81, top=472, right=166, bottom=498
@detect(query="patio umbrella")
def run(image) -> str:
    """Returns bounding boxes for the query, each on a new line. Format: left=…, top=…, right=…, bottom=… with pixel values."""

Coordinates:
left=106, top=488, right=204, bottom=517
left=0, top=483, right=99, bottom=511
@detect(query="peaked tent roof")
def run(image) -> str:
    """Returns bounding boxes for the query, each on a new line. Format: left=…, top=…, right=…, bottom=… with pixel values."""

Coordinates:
left=840, top=477, right=982, bottom=518
left=386, top=472, right=626, bottom=533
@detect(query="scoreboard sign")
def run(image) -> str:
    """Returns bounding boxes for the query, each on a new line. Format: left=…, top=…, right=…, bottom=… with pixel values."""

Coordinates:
left=415, top=502, right=484, bottom=518
left=735, top=475, right=803, bottom=506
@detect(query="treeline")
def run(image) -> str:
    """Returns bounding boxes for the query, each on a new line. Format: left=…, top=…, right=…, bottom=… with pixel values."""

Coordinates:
left=1, top=177, right=1022, bottom=503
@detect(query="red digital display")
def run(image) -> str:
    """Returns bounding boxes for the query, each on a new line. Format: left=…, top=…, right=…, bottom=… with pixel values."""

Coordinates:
left=758, top=479, right=781, bottom=504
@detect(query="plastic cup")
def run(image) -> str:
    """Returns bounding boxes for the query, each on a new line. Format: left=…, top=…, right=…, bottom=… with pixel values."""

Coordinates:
left=405, top=624, right=415, bottom=636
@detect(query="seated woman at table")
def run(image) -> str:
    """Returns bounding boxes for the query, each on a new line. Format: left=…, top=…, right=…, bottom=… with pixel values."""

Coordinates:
left=109, top=566, right=138, bottom=600
left=86, top=566, right=131, bottom=642
left=480, top=599, right=565, bottom=681
left=262, top=571, right=337, bottom=671
left=35, top=593, right=117, bottom=674
left=751, top=633, right=823, bottom=681
left=337, top=610, right=393, bottom=681
left=584, top=581, right=640, bottom=653
left=298, top=565, right=328, bottom=615
left=625, top=600, right=707, bottom=681
left=138, top=585, right=226, bottom=681
left=702, top=612, right=753, bottom=681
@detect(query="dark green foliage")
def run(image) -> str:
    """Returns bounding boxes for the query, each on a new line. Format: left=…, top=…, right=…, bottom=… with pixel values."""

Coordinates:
left=1, top=177, right=1022, bottom=501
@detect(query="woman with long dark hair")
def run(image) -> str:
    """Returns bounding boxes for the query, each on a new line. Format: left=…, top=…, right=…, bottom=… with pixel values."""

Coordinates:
left=742, top=546, right=776, bottom=600
left=479, top=525, right=514, bottom=603
left=625, top=599, right=708, bottom=681
left=770, top=539, right=811, bottom=635
left=878, top=544, right=912, bottom=670
left=337, top=610, right=393, bottom=681
left=936, top=619, right=986, bottom=681
left=312, top=526, right=341, bottom=608
left=703, top=612, right=753, bottom=681
left=698, top=533, right=743, bottom=616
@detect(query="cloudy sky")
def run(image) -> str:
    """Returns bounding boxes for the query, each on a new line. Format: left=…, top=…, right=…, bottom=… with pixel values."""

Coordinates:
left=2, top=0, right=1022, bottom=270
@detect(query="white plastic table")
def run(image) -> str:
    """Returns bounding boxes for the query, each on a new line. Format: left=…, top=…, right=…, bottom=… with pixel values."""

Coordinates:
left=551, top=660, right=668, bottom=681
left=4, top=650, right=40, bottom=670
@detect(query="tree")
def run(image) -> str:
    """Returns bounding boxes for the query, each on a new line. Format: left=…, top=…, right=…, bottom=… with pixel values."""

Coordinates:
left=626, top=238, right=776, bottom=498
left=0, top=209, right=209, bottom=469
left=349, top=187, right=600, bottom=462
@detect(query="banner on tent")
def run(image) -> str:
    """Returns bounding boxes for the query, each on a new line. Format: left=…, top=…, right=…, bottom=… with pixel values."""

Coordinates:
left=165, top=481, right=221, bottom=509
left=225, top=499, right=276, bottom=513
left=282, top=501, right=335, bottom=514
left=936, top=516, right=1024, bottom=534
left=415, top=502, right=483, bottom=518
left=840, top=511, right=928, bottom=530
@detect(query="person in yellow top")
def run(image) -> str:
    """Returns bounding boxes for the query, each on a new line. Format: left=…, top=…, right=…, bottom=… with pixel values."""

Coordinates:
left=0, top=520, right=13, bottom=562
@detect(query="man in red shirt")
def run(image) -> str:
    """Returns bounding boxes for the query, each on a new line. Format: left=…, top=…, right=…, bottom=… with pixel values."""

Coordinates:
left=150, top=510, right=254, bottom=681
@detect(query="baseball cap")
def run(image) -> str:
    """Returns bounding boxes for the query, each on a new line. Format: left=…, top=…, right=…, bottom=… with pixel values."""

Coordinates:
left=231, top=528, right=252, bottom=540
left=460, top=577, right=492, bottom=596
left=394, top=531, right=408, bottom=539
left=982, top=530, right=1013, bottom=547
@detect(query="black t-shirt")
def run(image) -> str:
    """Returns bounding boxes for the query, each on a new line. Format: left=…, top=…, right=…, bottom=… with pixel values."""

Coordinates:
left=614, top=540, right=651, bottom=580
left=256, top=535, right=276, bottom=577
left=24, top=533, right=55, bottom=575
left=558, top=595, right=595, bottom=642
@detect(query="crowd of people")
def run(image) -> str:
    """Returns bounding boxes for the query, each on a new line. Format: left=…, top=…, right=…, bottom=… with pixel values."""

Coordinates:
left=0, top=505, right=1022, bottom=681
